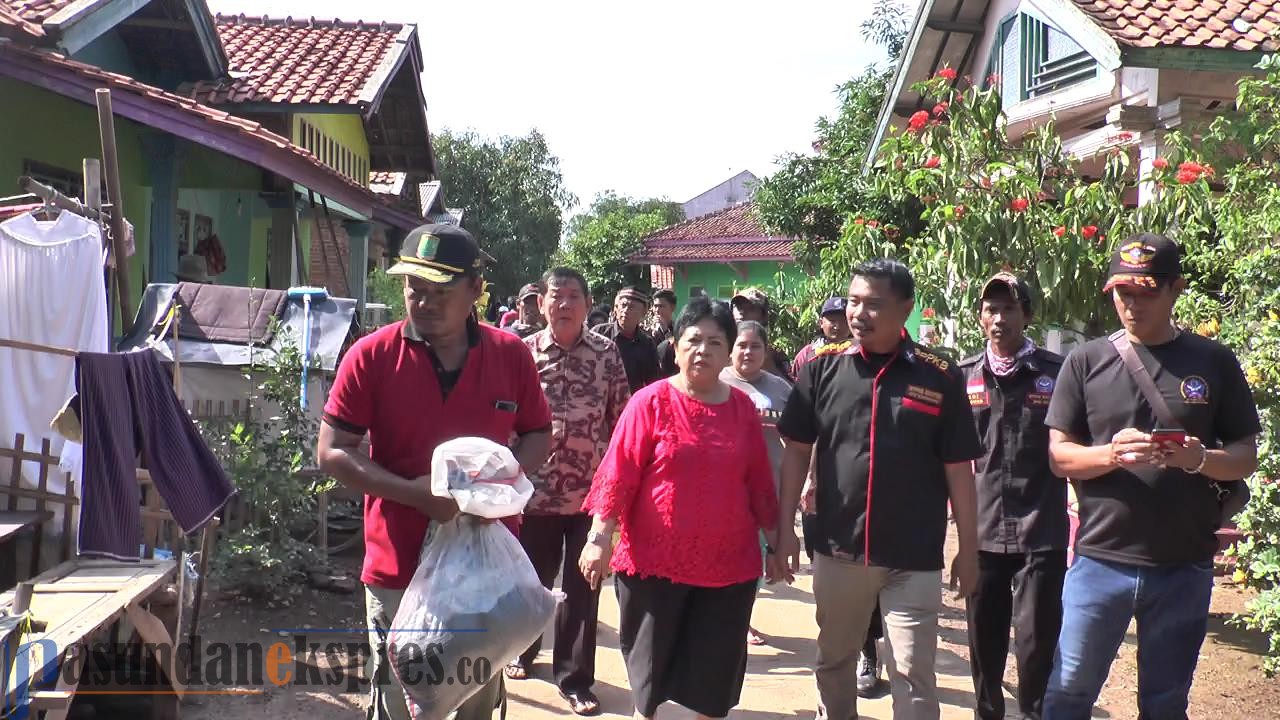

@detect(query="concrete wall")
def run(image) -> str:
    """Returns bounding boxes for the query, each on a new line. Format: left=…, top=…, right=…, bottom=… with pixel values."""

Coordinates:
left=682, top=170, right=758, bottom=221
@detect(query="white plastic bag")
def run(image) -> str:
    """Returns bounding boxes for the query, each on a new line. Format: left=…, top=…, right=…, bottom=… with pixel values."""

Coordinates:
left=430, top=437, right=534, bottom=518
left=389, top=516, right=556, bottom=718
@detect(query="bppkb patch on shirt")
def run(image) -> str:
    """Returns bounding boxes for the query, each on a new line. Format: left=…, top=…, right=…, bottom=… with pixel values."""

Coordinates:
left=1181, top=375, right=1210, bottom=404
left=906, top=384, right=943, bottom=406
left=1035, top=375, right=1056, bottom=393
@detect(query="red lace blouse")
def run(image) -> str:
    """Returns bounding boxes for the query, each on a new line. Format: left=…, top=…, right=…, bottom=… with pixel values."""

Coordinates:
left=582, top=379, right=779, bottom=587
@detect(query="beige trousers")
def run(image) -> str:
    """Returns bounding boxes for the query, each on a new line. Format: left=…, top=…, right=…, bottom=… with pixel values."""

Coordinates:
left=812, top=553, right=943, bottom=720
left=365, top=584, right=506, bottom=720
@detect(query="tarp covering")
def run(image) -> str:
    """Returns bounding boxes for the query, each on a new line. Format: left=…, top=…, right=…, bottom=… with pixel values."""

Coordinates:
left=118, top=283, right=357, bottom=371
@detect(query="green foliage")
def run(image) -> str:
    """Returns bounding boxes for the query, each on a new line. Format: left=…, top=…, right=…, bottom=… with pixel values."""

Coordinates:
left=556, top=192, right=684, bottom=299
left=432, top=129, right=577, bottom=299
left=199, top=331, right=333, bottom=599
left=366, top=267, right=406, bottom=322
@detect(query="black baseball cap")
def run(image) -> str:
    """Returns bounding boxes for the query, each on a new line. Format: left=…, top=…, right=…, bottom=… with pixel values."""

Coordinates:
left=387, top=224, right=495, bottom=284
left=518, top=283, right=542, bottom=300
left=1103, top=232, right=1182, bottom=292
left=819, top=297, right=846, bottom=317
left=980, top=272, right=1032, bottom=313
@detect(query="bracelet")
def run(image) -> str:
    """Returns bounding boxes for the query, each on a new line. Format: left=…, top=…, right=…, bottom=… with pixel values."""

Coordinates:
left=1190, top=445, right=1208, bottom=474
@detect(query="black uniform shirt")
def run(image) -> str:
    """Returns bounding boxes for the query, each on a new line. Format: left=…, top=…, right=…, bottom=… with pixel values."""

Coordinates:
left=960, top=347, right=1067, bottom=554
left=1045, top=332, right=1260, bottom=566
left=778, top=337, right=983, bottom=571
left=592, top=322, right=661, bottom=393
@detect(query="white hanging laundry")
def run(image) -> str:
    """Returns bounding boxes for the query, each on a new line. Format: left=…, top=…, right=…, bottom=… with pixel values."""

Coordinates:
left=0, top=211, right=109, bottom=499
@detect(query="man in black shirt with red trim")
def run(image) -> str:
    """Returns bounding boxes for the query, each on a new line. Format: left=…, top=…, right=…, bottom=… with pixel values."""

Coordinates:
left=774, top=259, right=982, bottom=720
left=1043, top=234, right=1260, bottom=719
left=959, top=272, right=1066, bottom=720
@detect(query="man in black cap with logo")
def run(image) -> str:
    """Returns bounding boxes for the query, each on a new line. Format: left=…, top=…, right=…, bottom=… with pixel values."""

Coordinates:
left=958, top=272, right=1066, bottom=720
left=731, top=287, right=795, bottom=381
left=506, top=282, right=545, bottom=339
left=792, top=297, right=852, bottom=377
left=317, top=224, right=552, bottom=720
left=1042, top=233, right=1260, bottom=719
left=592, top=286, right=661, bottom=392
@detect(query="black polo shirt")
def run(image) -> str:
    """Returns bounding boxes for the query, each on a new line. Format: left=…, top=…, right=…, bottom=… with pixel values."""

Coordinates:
left=1045, top=332, right=1260, bottom=566
left=592, top=321, right=661, bottom=392
left=959, top=347, right=1067, bottom=554
left=778, top=338, right=982, bottom=571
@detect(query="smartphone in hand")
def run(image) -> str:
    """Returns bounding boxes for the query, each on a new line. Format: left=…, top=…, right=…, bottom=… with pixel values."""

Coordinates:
left=1151, top=428, right=1187, bottom=450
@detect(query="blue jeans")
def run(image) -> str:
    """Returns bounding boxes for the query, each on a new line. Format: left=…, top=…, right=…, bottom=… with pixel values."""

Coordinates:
left=1043, top=555, right=1214, bottom=720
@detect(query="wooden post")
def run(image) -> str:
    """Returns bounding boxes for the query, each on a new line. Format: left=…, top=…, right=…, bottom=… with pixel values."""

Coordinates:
left=95, top=89, right=133, bottom=325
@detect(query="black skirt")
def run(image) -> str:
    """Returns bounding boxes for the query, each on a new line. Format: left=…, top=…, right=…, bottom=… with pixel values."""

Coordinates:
left=615, top=573, right=758, bottom=718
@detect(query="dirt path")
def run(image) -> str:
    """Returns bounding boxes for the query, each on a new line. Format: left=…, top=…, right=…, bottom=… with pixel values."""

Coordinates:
left=172, top=534, right=1277, bottom=720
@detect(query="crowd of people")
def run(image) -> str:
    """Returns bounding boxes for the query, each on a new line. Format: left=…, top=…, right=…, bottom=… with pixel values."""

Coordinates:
left=316, top=223, right=1260, bottom=720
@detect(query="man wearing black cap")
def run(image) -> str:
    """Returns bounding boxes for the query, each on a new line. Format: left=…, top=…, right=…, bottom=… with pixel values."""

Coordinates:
left=317, top=224, right=553, bottom=720
left=592, top=286, right=661, bottom=392
left=791, top=297, right=852, bottom=377
left=731, top=287, right=794, bottom=381
left=506, top=282, right=545, bottom=339
left=958, top=272, right=1066, bottom=720
left=1043, top=233, right=1260, bottom=719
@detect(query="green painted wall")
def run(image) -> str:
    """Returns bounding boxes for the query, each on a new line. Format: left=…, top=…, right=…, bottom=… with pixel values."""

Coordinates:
left=673, top=261, right=805, bottom=302
left=0, top=78, right=151, bottom=322
left=179, top=142, right=262, bottom=190
left=671, top=259, right=921, bottom=337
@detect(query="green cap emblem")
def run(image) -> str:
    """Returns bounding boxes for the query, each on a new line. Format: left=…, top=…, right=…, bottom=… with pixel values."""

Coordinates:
left=416, top=233, right=440, bottom=259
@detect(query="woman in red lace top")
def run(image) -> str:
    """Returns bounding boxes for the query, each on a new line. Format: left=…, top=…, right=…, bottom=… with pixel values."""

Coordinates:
left=579, top=297, right=779, bottom=720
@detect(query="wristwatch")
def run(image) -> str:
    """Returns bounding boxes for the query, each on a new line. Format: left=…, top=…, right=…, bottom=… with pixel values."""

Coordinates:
left=587, top=531, right=610, bottom=546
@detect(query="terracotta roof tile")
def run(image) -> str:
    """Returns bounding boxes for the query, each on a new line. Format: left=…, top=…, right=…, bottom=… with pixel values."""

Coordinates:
left=634, top=203, right=795, bottom=263
left=185, top=14, right=408, bottom=106
left=1071, top=0, right=1280, bottom=51
left=0, top=0, right=74, bottom=24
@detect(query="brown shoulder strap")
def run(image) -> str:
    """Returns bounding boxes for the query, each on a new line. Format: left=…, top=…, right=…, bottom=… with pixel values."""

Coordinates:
left=1108, top=330, right=1181, bottom=429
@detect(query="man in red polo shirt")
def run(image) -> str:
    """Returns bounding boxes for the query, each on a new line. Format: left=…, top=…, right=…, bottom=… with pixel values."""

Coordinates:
left=316, top=224, right=552, bottom=720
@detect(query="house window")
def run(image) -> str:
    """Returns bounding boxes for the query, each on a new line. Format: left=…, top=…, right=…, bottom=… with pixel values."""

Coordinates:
left=22, top=160, right=83, bottom=200
left=985, top=13, right=1097, bottom=103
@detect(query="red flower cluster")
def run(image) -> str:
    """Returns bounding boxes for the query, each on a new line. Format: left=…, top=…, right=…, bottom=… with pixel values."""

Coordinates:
left=936, top=67, right=957, bottom=81
left=923, top=156, right=941, bottom=168
left=854, top=217, right=866, bottom=225
left=908, top=111, right=930, bottom=132
left=1152, top=157, right=1170, bottom=170
left=1177, top=161, right=1213, bottom=184
left=1053, top=226, right=1066, bottom=237
left=1082, top=225, right=1099, bottom=239
left=868, top=220, right=880, bottom=229
left=1010, top=198, right=1030, bottom=213
left=955, top=204, right=967, bottom=218
left=922, top=308, right=937, bottom=319
left=932, top=102, right=949, bottom=117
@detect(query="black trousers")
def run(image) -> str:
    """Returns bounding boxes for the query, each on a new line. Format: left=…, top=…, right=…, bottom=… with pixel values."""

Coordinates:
left=966, top=549, right=1067, bottom=720
left=615, top=572, right=756, bottom=718
left=518, top=513, right=599, bottom=693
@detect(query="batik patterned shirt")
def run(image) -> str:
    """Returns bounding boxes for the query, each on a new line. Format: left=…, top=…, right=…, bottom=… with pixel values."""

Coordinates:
left=524, top=327, right=633, bottom=514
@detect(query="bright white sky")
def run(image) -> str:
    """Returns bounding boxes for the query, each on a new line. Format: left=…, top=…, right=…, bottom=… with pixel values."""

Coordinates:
left=208, top=0, right=889, bottom=213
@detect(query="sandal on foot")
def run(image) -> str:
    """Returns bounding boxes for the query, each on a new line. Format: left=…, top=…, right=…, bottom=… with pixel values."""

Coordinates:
left=504, top=662, right=529, bottom=680
left=748, top=628, right=767, bottom=646
left=559, top=689, right=601, bottom=716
